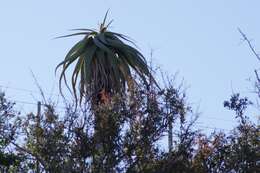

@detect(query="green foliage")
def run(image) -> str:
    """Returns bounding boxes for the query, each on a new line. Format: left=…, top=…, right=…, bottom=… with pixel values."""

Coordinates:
left=56, top=12, right=157, bottom=104
left=192, top=94, right=259, bottom=173
left=1, top=14, right=260, bottom=173
left=1, top=81, right=259, bottom=173
left=22, top=107, right=70, bottom=172
left=0, top=92, right=21, bottom=172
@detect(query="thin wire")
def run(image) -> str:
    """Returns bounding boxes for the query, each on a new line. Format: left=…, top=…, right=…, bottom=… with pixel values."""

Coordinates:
left=0, top=84, right=240, bottom=130
left=196, top=125, right=229, bottom=132
left=0, top=84, right=237, bottom=122
left=198, top=115, right=234, bottom=123
left=13, top=99, right=67, bottom=110
left=0, top=84, right=60, bottom=97
left=10, top=98, right=232, bottom=132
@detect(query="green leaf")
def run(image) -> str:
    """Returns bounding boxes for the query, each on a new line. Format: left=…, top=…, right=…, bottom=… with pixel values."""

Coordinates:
left=106, top=31, right=138, bottom=48
left=83, top=45, right=97, bottom=85
left=102, top=10, right=109, bottom=27
left=93, top=36, right=114, bottom=55
left=71, top=58, right=84, bottom=103
left=69, top=28, right=96, bottom=32
left=54, top=32, right=90, bottom=39
left=97, top=33, right=109, bottom=45
left=55, top=40, right=86, bottom=73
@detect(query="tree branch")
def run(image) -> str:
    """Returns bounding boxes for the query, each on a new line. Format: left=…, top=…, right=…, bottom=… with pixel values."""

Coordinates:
left=11, top=141, right=47, bottom=170
left=238, top=28, right=260, bottom=61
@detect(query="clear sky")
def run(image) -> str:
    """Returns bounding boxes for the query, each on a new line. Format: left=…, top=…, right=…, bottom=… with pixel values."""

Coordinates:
left=0, top=0, right=259, bottom=131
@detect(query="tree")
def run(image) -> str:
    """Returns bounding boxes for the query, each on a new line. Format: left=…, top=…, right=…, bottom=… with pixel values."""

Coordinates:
left=56, top=11, right=157, bottom=106
left=223, top=94, right=259, bottom=173
left=193, top=94, right=259, bottom=173
left=55, top=13, right=160, bottom=172
left=0, top=92, right=21, bottom=172
left=2, top=14, right=260, bottom=173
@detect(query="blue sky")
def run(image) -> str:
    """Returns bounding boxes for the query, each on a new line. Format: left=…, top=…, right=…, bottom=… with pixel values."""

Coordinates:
left=0, top=0, right=259, bottom=131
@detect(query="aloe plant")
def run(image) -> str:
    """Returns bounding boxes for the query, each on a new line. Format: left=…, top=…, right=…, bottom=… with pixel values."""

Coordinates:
left=56, top=11, right=157, bottom=104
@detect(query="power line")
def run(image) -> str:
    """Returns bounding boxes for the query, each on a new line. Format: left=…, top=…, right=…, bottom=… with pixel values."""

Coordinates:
left=198, top=116, right=234, bottom=123
left=0, top=84, right=60, bottom=97
left=0, top=84, right=245, bottom=130
left=10, top=98, right=232, bottom=132
left=0, top=84, right=237, bottom=123
left=12, top=99, right=67, bottom=111
left=196, top=125, right=230, bottom=132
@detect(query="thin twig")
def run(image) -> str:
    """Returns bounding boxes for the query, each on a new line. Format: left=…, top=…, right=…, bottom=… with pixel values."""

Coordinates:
left=238, top=28, right=260, bottom=61
left=11, top=141, right=47, bottom=169
left=254, top=70, right=260, bottom=83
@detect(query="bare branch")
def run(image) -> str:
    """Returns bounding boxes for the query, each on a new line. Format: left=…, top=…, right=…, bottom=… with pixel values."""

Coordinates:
left=254, top=70, right=260, bottom=83
left=11, top=141, right=47, bottom=169
left=238, top=28, right=260, bottom=61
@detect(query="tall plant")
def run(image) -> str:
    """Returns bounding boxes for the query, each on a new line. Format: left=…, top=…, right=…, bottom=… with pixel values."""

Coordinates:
left=56, top=11, right=157, bottom=105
